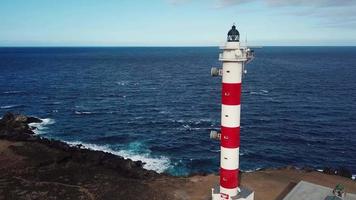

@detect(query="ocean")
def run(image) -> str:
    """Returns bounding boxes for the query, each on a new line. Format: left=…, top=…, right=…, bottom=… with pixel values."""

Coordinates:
left=0, top=47, right=355, bottom=176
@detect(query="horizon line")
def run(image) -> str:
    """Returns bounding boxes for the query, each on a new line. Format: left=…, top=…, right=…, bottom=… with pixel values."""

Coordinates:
left=1, top=45, right=356, bottom=48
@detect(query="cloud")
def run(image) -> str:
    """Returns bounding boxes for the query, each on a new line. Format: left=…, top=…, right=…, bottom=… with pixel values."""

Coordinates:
left=167, top=0, right=192, bottom=5
left=216, top=0, right=356, bottom=28
left=167, top=0, right=356, bottom=28
left=218, top=0, right=355, bottom=7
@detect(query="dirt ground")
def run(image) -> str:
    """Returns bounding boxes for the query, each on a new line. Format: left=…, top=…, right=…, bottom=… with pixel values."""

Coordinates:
left=1, top=139, right=356, bottom=200
left=154, top=168, right=356, bottom=200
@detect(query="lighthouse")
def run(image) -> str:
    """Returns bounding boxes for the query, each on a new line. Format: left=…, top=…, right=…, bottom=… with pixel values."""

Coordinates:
left=210, top=24, right=255, bottom=200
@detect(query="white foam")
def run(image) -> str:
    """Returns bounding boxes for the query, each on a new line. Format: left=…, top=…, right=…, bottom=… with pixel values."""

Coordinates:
left=117, top=149, right=170, bottom=173
left=243, top=168, right=262, bottom=173
left=183, top=124, right=191, bottom=129
left=75, top=111, right=92, bottom=115
left=116, top=81, right=129, bottom=86
left=352, top=175, right=356, bottom=180
left=249, top=90, right=269, bottom=96
left=1, top=105, right=21, bottom=109
left=2, top=91, right=23, bottom=94
left=29, top=118, right=55, bottom=135
left=65, top=141, right=171, bottom=173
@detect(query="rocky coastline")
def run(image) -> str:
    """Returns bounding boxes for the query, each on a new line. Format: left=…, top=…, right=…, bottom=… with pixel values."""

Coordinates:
left=0, top=112, right=169, bottom=199
left=0, top=112, right=355, bottom=200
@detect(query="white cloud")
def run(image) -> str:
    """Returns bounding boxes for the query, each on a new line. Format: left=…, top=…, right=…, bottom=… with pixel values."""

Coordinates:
left=218, top=0, right=355, bottom=7
left=167, top=0, right=192, bottom=5
left=216, top=0, right=356, bottom=28
left=167, top=0, right=356, bottom=28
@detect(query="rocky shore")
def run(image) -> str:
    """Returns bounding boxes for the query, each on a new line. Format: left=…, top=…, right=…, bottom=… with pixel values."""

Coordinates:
left=0, top=112, right=355, bottom=200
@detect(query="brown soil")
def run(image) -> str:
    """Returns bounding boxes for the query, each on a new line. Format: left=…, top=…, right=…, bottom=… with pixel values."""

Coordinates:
left=149, top=168, right=356, bottom=200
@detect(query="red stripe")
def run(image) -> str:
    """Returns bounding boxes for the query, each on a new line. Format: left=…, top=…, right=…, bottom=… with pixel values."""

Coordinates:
left=221, top=126, right=240, bottom=148
left=220, top=168, right=239, bottom=189
left=222, top=83, right=241, bottom=105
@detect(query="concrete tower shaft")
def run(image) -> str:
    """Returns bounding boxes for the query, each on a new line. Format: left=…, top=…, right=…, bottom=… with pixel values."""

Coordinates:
left=211, top=25, right=255, bottom=200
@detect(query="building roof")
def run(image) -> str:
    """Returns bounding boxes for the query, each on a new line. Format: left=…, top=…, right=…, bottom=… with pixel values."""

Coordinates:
left=283, top=181, right=356, bottom=200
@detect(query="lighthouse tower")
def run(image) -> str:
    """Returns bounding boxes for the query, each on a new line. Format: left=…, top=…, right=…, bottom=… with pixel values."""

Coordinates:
left=210, top=24, right=255, bottom=200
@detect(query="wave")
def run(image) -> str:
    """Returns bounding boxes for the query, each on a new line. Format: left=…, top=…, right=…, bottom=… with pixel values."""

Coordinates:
left=159, top=110, right=171, bottom=114
left=179, top=125, right=207, bottom=131
left=116, top=81, right=129, bottom=86
left=249, top=90, right=269, bottom=96
left=75, top=111, right=93, bottom=115
left=74, top=110, right=119, bottom=115
left=0, top=105, right=25, bottom=109
left=29, top=118, right=55, bottom=135
left=116, top=81, right=139, bottom=86
left=44, top=101, right=62, bottom=105
left=243, top=167, right=262, bottom=173
left=65, top=141, right=171, bottom=173
left=170, top=118, right=214, bottom=125
left=2, top=91, right=24, bottom=94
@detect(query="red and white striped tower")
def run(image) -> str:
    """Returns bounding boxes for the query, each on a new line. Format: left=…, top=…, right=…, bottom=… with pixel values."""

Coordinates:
left=211, top=24, right=254, bottom=200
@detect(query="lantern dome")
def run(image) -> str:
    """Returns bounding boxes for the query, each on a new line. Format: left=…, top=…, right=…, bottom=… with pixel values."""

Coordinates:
left=227, top=24, right=240, bottom=42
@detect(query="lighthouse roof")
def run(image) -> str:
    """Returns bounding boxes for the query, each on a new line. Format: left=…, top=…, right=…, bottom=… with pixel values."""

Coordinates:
left=227, top=25, right=240, bottom=42
left=228, top=25, right=239, bottom=36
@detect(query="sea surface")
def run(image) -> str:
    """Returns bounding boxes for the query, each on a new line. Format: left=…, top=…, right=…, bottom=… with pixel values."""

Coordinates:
left=1, top=47, right=356, bottom=176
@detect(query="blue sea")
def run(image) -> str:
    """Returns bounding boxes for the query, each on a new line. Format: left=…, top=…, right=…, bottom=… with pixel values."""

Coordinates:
left=1, top=47, right=356, bottom=176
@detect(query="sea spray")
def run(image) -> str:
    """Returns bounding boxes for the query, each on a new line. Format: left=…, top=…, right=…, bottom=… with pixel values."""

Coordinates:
left=29, top=118, right=55, bottom=135
left=65, top=141, right=171, bottom=173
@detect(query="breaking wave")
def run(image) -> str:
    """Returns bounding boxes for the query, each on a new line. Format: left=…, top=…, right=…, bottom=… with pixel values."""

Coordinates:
left=65, top=141, right=171, bottom=173
left=0, top=105, right=25, bottom=109
left=29, top=118, right=55, bottom=135
left=74, top=111, right=93, bottom=115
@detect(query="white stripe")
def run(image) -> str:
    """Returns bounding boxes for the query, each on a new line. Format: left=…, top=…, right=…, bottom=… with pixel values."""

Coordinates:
left=220, top=186, right=238, bottom=198
left=222, top=62, right=242, bottom=84
left=221, top=104, right=241, bottom=128
left=220, top=147, right=239, bottom=170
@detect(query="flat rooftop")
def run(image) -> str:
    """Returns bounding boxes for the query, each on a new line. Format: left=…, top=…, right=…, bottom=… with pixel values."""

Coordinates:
left=283, top=181, right=356, bottom=200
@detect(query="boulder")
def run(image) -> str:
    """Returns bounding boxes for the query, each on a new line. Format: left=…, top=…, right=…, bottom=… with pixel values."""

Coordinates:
left=26, top=116, right=42, bottom=124
left=14, top=114, right=28, bottom=123
left=323, top=167, right=336, bottom=175
left=0, top=112, right=36, bottom=137
left=336, top=167, right=352, bottom=179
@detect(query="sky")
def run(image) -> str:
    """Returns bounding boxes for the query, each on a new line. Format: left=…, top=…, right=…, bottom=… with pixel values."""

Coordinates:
left=0, top=0, right=356, bottom=46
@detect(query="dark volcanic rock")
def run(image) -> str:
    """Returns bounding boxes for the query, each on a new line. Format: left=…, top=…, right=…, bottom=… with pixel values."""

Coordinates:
left=0, top=112, right=37, bottom=138
left=0, top=112, right=158, bottom=180
left=26, top=116, right=43, bottom=123
left=323, top=167, right=336, bottom=175
left=0, top=112, right=169, bottom=199
left=323, top=166, right=352, bottom=179
left=336, top=167, right=353, bottom=178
